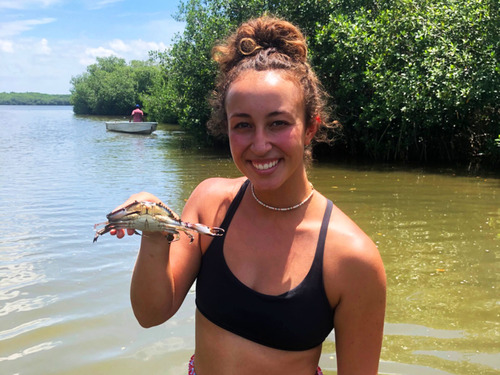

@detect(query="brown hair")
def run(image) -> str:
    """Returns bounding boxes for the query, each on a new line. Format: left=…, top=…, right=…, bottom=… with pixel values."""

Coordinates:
left=207, top=16, right=336, bottom=161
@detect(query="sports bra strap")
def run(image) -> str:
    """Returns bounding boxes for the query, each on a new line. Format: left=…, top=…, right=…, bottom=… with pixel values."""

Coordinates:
left=219, top=179, right=250, bottom=230
left=316, top=199, right=333, bottom=258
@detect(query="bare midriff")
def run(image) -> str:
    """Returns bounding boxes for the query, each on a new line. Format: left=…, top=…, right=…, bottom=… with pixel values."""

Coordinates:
left=194, top=310, right=322, bottom=375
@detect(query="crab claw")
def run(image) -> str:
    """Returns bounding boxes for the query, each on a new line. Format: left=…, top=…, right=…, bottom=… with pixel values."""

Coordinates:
left=189, top=223, right=225, bottom=237
left=93, top=222, right=109, bottom=243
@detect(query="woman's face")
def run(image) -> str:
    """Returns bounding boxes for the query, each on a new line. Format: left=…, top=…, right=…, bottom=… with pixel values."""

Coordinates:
left=226, top=70, right=316, bottom=191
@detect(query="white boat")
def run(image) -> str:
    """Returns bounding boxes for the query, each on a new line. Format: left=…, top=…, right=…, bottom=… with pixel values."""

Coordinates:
left=105, top=121, right=158, bottom=135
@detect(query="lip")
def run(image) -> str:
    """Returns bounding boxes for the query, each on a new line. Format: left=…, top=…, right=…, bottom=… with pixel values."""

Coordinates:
left=251, top=159, right=280, bottom=172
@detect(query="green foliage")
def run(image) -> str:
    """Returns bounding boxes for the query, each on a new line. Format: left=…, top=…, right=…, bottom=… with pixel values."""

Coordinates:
left=148, top=0, right=337, bottom=143
left=314, top=0, right=500, bottom=164
left=138, top=52, right=178, bottom=124
left=145, top=0, right=229, bottom=138
left=157, top=0, right=499, bottom=166
left=69, top=0, right=500, bottom=167
left=0, top=92, right=70, bottom=105
left=70, top=56, right=161, bottom=116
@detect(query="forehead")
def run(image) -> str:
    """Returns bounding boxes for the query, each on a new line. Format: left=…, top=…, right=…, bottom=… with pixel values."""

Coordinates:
left=226, top=70, right=303, bottom=110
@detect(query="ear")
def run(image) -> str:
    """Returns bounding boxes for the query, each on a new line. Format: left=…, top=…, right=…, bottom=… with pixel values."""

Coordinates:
left=304, top=118, right=319, bottom=146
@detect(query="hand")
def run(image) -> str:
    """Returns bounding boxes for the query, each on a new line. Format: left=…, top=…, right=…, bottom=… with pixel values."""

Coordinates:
left=108, top=192, right=164, bottom=240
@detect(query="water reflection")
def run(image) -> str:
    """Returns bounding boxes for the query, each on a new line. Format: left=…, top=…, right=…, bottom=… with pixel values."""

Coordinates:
left=0, top=242, right=59, bottom=368
left=0, top=341, right=61, bottom=362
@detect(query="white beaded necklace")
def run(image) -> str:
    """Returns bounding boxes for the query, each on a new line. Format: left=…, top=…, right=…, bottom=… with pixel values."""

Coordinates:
left=251, top=183, right=314, bottom=211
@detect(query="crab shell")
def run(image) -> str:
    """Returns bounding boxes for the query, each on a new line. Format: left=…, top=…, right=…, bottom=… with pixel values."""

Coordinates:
left=93, top=200, right=224, bottom=243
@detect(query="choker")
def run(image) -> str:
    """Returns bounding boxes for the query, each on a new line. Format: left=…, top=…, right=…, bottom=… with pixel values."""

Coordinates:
left=251, top=183, right=314, bottom=211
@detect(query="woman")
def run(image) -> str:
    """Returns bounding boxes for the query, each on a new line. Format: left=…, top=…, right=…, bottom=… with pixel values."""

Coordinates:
left=112, top=16, right=386, bottom=375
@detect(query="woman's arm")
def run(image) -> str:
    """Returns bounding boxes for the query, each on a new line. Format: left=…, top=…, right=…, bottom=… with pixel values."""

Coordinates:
left=326, top=224, right=386, bottom=374
left=121, top=178, right=241, bottom=328
left=112, top=189, right=205, bottom=328
left=129, top=228, right=201, bottom=327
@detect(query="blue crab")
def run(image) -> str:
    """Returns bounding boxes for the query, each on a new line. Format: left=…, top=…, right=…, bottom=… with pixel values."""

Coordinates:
left=93, top=200, right=224, bottom=243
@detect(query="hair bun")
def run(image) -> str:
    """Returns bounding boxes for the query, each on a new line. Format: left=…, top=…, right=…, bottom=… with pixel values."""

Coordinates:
left=236, top=16, right=308, bottom=63
left=212, top=16, right=309, bottom=75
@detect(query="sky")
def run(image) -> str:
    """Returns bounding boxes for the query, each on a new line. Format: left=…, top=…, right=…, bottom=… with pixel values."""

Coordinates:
left=0, top=0, right=185, bottom=94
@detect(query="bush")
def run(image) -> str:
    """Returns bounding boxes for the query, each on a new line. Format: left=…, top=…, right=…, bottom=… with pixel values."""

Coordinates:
left=314, top=0, right=500, bottom=165
left=70, top=57, right=161, bottom=116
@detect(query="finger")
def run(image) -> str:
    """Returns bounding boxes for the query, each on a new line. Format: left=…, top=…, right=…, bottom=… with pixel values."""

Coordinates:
left=110, top=229, right=117, bottom=236
left=116, top=229, right=126, bottom=239
left=127, top=228, right=136, bottom=236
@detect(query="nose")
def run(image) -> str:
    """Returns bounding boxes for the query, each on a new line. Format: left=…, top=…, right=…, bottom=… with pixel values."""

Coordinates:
left=251, top=128, right=272, bottom=155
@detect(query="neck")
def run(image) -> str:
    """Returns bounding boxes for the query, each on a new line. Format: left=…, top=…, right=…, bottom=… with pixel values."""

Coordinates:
left=251, top=181, right=314, bottom=212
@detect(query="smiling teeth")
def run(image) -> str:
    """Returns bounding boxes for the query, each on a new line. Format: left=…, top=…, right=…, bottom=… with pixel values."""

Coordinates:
left=253, top=160, right=278, bottom=170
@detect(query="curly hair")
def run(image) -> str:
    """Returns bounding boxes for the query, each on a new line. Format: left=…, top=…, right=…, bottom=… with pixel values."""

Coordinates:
left=207, top=16, right=337, bottom=161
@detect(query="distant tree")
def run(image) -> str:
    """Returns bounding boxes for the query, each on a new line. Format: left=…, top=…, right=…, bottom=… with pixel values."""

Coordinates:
left=70, top=56, right=161, bottom=116
left=139, top=51, right=179, bottom=124
left=0, top=92, right=71, bottom=105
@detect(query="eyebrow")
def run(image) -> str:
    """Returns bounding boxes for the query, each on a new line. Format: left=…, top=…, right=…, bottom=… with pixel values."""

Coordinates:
left=228, top=112, right=250, bottom=119
left=228, top=110, right=290, bottom=119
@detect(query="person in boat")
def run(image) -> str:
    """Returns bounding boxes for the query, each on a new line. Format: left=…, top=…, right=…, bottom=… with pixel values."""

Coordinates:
left=129, top=104, right=144, bottom=122
left=111, top=15, right=386, bottom=375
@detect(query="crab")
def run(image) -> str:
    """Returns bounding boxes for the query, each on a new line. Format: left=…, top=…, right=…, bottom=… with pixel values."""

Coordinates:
left=93, top=200, right=224, bottom=243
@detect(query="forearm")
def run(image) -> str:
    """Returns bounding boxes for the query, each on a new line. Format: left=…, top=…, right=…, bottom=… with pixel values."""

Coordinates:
left=130, top=232, right=175, bottom=327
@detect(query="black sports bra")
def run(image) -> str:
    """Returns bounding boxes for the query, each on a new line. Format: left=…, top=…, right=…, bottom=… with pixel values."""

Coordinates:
left=196, top=180, right=334, bottom=351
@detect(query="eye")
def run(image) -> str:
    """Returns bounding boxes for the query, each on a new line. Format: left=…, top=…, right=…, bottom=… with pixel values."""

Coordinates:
left=270, top=120, right=289, bottom=128
left=233, top=121, right=251, bottom=130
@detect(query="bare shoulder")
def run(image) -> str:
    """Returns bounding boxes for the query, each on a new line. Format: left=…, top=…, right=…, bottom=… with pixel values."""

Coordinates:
left=182, top=177, right=247, bottom=225
left=324, top=203, right=386, bottom=300
left=187, top=177, right=246, bottom=209
left=327, top=203, right=383, bottom=263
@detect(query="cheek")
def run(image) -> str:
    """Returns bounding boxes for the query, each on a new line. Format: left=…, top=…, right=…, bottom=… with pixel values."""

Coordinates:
left=228, top=134, right=250, bottom=174
left=228, top=133, right=246, bottom=156
left=288, top=126, right=307, bottom=147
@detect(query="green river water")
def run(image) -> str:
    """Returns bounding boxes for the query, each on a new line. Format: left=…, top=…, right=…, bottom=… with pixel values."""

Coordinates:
left=0, top=105, right=498, bottom=374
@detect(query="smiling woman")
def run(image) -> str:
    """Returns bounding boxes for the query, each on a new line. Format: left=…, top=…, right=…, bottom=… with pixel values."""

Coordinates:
left=107, top=15, right=386, bottom=375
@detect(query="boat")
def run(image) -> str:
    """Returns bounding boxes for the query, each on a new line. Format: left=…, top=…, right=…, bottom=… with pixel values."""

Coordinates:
left=105, top=121, right=158, bottom=135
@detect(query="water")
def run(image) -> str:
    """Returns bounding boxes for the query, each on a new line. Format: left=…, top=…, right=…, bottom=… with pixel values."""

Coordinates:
left=0, top=106, right=498, bottom=374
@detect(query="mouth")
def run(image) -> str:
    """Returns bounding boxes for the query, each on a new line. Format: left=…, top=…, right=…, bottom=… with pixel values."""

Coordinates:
left=251, top=159, right=279, bottom=171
